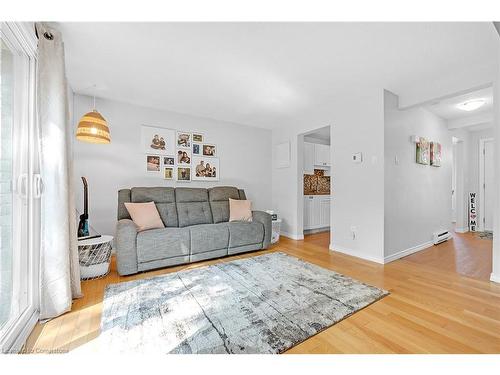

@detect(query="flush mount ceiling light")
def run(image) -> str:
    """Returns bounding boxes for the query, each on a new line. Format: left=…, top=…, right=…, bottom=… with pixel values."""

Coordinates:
left=456, top=99, right=486, bottom=112
left=76, top=89, right=111, bottom=144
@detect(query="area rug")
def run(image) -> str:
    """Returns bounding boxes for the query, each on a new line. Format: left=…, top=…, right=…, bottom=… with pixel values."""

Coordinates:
left=99, top=252, right=388, bottom=353
left=476, top=231, right=493, bottom=240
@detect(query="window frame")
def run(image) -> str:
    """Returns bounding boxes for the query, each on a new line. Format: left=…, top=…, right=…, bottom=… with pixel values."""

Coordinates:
left=0, top=21, right=39, bottom=354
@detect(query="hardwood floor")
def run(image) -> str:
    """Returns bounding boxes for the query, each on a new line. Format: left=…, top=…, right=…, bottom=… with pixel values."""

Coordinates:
left=403, top=230, right=493, bottom=281
left=25, top=231, right=500, bottom=354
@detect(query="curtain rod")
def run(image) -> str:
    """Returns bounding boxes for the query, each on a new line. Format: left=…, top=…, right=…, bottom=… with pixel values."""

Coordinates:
left=34, top=24, right=54, bottom=40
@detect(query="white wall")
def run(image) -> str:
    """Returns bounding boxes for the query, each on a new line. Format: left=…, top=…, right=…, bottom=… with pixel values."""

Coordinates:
left=73, top=95, right=272, bottom=235
left=492, top=44, right=500, bottom=282
left=272, top=88, right=385, bottom=263
left=384, top=90, right=452, bottom=260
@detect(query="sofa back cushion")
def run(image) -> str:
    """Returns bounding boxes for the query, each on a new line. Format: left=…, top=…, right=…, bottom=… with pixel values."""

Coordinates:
left=175, top=188, right=213, bottom=227
left=209, top=186, right=245, bottom=223
left=118, top=187, right=178, bottom=227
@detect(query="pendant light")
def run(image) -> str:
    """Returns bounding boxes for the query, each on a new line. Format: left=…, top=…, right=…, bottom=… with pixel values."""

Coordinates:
left=76, top=94, right=111, bottom=144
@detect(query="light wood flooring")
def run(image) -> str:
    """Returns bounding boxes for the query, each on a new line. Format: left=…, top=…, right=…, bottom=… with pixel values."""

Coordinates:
left=26, top=230, right=500, bottom=353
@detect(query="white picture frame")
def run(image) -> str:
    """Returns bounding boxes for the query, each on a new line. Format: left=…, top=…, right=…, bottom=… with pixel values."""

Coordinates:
left=163, top=167, right=174, bottom=180
left=192, top=156, right=220, bottom=181
left=202, top=143, right=217, bottom=157
left=177, top=148, right=192, bottom=165
left=176, top=166, right=192, bottom=182
left=177, top=131, right=192, bottom=149
left=141, top=125, right=175, bottom=156
left=146, top=154, right=161, bottom=175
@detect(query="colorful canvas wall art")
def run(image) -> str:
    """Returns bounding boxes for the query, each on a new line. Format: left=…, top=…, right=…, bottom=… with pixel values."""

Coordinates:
left=416, top=137, right=430, bottom=165
left=430, top=141, right=441, bottom=167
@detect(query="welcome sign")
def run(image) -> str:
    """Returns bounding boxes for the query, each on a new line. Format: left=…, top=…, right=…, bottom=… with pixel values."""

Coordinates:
left=469, top=192, right=477, bottom=232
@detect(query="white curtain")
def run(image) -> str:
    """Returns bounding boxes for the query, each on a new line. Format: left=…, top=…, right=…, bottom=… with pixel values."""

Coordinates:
left=36, top=23, right=82, bottom=320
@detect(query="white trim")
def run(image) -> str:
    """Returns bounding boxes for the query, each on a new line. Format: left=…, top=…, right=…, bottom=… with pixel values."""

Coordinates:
left=490, top=273, right=500, bottom=284
left=281, top=231, right=304, bottom=240
left=329, top=243, right=384, bottom=264
left=479, top=137, right=494, bottom=232
left=384, top=241, right=434, bottom=264
left=454, top=227, right=469, bottom=233
left=3, top=309, right=39, bottom=354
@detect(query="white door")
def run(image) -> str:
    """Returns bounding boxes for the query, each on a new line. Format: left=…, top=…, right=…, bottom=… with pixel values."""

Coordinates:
left=484, top=140, right=494, bottom=231
left=451, top=142, right=457, bottom=222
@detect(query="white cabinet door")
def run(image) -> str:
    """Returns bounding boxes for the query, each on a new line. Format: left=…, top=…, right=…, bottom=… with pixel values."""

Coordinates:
left=319, top=197, right=331, bottom=227
left=303, top=142, right=315, bottom=174
left=314, top=144, right=331, bottom=167
left=303, top=196, right=312, bottom=229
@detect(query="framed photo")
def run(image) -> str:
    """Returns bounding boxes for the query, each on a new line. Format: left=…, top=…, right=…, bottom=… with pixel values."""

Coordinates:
left=192, top=133, right=204, bottom=143
left=141, top=125, right=175, bottom=155
left=416, top=137, right=430, bottom=165
left=163, top=167, right=174, bottom=180
left=192, top=143, right=201, bottom=155
left=177, top=167, right=191, bottom=182
left=202, top=144, right=217, bottom=157
left=163, top=156, right=174, bottom=166
left=430, top=141, right=441, bottom=167
left=146, top=155, right=161, bottom=173
left=192, top=156, right=219, bottom=181
left=177, top=149, right=192, bottom=165
left=177, top=131, right=192, bottom=149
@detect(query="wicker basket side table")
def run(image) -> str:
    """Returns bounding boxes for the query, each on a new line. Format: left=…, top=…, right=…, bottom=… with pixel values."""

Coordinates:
left=77, top=235, right=113, bottom=280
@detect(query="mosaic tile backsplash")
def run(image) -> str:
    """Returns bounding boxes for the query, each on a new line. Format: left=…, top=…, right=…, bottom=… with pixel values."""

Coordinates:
left=304, top=169, right=331, bottom=195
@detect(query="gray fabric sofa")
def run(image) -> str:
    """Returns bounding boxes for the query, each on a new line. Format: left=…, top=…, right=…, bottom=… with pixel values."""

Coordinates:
left=115, top=186, right=272, bottom=275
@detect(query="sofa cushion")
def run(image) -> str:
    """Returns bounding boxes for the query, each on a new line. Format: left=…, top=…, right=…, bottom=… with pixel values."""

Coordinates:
left=228, top=221, right=264, bottom=248
left=209, top=186, right=241, bottom=223
left=131, top=187, right=178, bottom=227
left=189, top=223, right=229, bottom=255
left=136, top=227, right=190, bottom=263
left=176, top=188, right=213, bottom=227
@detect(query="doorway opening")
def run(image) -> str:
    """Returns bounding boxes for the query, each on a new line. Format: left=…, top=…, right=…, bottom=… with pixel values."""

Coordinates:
left=298, top=126, right=331, bottom=246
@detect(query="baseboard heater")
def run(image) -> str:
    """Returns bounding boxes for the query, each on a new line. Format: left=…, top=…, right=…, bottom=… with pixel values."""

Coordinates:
left=433, top=230, right=451, bottom=245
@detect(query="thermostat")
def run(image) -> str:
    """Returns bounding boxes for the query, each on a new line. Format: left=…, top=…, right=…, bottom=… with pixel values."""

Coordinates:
left=352, top=152, right=363, bottom=163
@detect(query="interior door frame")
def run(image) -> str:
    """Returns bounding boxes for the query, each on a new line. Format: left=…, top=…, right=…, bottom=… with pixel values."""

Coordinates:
left=0, top=22, right=39, bottom=354
left=479, top=137, right=494, bottom=232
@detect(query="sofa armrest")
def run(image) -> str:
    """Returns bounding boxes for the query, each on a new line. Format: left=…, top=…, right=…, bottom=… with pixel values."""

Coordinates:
left=116, top=219, right=139, bottom=275
left=252, top=211, right=272, bottom=249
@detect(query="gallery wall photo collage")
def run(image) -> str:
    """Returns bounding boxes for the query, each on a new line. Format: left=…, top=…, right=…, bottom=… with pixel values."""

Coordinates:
left=141, top=125, right=219, bottom=182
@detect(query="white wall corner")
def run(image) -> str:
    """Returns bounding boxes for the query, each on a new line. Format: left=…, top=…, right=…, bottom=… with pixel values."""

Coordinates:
left=280, top=231, right=304, bottom=241
left=384, top=241, right=434, bottom=264
left=490, top=273, right=500, bottom=284
left=329, top=243, right=385, bottom=264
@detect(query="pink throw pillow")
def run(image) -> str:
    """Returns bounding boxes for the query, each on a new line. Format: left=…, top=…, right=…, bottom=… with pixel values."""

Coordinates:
left=124, top=202, right=165, bottom=232
left=229, top=198, right=253, bottom=222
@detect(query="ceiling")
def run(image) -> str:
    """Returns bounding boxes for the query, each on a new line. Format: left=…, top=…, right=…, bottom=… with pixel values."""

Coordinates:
left=304, top=126, right=331, bottom=144
left=58, top=22, right=498, bottom=129
left=424, top=86, right=493, bottom=120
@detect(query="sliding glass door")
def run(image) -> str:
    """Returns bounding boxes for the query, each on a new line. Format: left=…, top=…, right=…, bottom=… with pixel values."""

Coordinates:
left=0, top=22, right=38, bottom=353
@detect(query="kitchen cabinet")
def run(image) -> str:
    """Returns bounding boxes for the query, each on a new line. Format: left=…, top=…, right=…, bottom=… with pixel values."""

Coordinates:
left=303, top=142, right=331, bottom=171
left=303, top=195, right=331, bottom=230
left=314, top=144, right=330, bottom=167
left=303, top=142, right=315, bottom=174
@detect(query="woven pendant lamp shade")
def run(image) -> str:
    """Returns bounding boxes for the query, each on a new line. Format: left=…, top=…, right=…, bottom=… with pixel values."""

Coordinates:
left=76, top=110, right=111, bottom=144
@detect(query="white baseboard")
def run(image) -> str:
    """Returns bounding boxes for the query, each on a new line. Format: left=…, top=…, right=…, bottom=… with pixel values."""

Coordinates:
left=454, top=227, right=469, bottom=233
left=281, top=231, right=304, bottom=240
left=329, top=243, right=384, bottom=264
left=490, top=273, right=500, bottom=284
left=384, top=241, right=433, bottom=264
